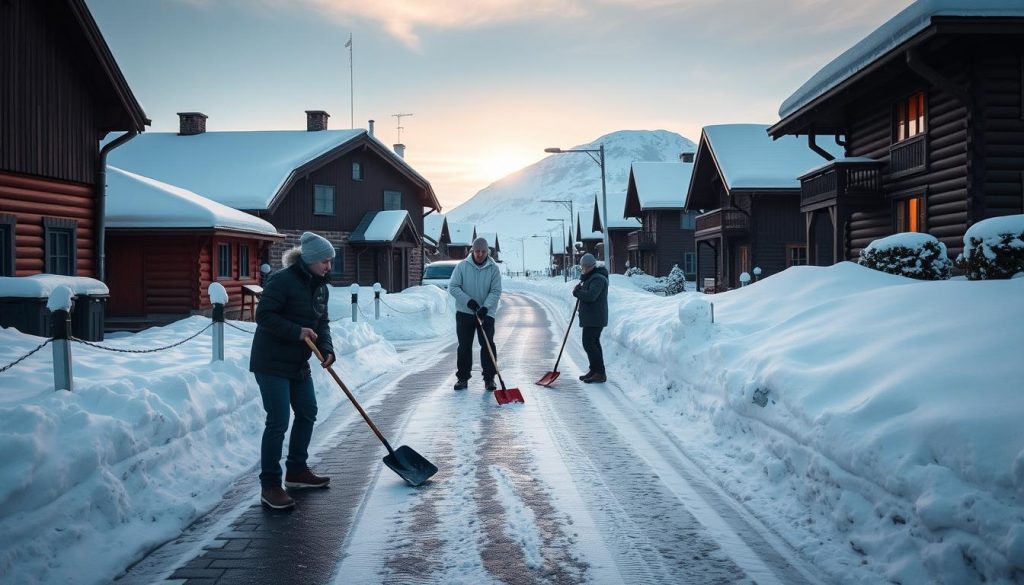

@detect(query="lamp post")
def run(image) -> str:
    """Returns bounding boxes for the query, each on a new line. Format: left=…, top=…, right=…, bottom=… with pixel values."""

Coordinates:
left=540, top=198, right=574, bottom=268
left=545, top=144, right=609, bottom=271
left=547, top=218, right=566, bottom=281
left=510, top=236, right=527, bottom=277
left=531, top=234, right=552, bottom=277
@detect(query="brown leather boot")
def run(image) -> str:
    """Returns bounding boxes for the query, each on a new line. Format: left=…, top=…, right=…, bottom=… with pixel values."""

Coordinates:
left=260, top=484, right=295, bottom=509
left=285, top=468, right=330, bottom=489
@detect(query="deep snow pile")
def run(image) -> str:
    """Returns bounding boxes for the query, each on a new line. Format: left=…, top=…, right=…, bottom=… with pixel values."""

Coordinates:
left=0, top=284, right=452, bottom=584
left=511, top=262, right=1024, bottom=584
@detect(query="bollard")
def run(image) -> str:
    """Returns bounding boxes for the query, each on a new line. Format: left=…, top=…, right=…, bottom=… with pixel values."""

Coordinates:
left=709, top=302, right=715, bottom=324
left=350, top=283, right=360, bottom=322
left=51, top=308, right=74, bottom=392
left=212, top=302, right=225, bottom=361
left=373, top=282, right=381, bottom=320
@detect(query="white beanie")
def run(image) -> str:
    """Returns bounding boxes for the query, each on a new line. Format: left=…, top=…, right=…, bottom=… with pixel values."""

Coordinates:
left=300, top=232, right=335, bottom=264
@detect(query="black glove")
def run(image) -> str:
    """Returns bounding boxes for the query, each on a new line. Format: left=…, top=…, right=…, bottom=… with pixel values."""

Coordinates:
left=476, top=306, right=488, bottom=319
left=467, top=299, right=480, bottom=311
left=572, top=283, right=582, bottom=297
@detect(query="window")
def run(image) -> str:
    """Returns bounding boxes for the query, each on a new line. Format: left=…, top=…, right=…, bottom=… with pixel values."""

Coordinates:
left=314, top=184, right=335, bottom=215
left=786, top=245, right=808, bottom=267
left=43, top=218, right=76, bottom=276
left=331, top=247, right=344, bottom=275
left=383, top=190, right=402, bottom=210
left=681, top=211, right=697, bottom=230
left=0, top=215, right=14, bottom=277
left=683, top=252, right=696, bottom=275
left=352, top=161, right=364, bottom=181
left=896, top=195, right=926, bottom=232
left=218, top=243, right=231, bottom=278
left=239, top=244, right=250, bottom=278
left=896, top=92, right=926, bottom=142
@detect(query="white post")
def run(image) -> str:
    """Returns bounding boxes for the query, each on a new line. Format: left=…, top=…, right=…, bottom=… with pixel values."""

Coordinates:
left=51, top=309, right=74, bottom=391
left=373, top=282, right=381, bottom=320
left=350, top=283, right=360, bottom=322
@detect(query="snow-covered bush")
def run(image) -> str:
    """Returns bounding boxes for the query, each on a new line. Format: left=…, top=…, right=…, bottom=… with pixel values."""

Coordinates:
left=955, top=214, right=1024, bottom=280
left=624, top=267, right=646, bottom=277
left=662, top=264, right=687, bottom=295
left=858, top=232, right=951, bottom=280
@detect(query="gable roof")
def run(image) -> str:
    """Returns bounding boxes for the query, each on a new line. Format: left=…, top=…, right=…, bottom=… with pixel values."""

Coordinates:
left=106, top=130, right=440, bottom=212
left=577, top=210, right=603, bottom=241
left=592, top=192, right=641, bottom=232
left=624, top=162, right=693, bottom=218
left=423, top=213, right=450, bottom=246
left=349, top=210, right=418, bottom=243
left=772, top=0, right=1024, bottom=136
left=447, top=222, right=476, bottom=247
left=104, top=166, right=279, bottom=236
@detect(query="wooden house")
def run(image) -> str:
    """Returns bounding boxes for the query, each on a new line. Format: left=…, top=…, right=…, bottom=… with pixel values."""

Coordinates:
left=685, top=124, right=842, bottom=291
left=624, top=161, right=698, bottom=279
left=592, top=193, right=641, bottom=274
left=1, top=0, right=148, bottom=339
left=422, top=212, right=451, bottom=261
left=767, top=1, right=1024, bottom=263
left=446, top=222, right=477, bottom=260
left=104, top=167, right=281, bottom=325
left=107, top=111, right=441, bottom=292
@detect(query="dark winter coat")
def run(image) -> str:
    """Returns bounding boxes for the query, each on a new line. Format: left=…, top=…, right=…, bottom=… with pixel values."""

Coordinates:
left=249, top=250, right=334, bottom=380
left=573, top=266, right=609, bottom=328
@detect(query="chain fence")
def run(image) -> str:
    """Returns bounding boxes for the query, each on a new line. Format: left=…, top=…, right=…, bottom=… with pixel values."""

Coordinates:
left=0, top=339, right=53, bottom=375
left=70, top=323, right=215, bottom=354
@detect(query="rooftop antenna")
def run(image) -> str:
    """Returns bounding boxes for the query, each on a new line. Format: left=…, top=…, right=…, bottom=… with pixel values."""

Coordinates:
left=392, top=113, right=413, bottom=143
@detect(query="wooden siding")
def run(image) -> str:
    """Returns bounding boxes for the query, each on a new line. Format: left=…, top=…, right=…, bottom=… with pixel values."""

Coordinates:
left=651, top=210, right=696, bottom=277
left=749, top=194, right=805, bottom=280
left=976, top=47, right=1024, bottom=219
left=0, top=171, right=95, bottom=276
left=2, top=0, right=104, bottom=184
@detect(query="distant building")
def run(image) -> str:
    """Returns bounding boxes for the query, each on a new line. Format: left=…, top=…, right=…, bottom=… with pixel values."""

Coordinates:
left=624, top=160, right=697, bottom=279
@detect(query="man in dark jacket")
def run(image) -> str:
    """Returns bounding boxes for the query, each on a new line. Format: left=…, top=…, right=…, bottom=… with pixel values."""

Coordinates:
left=572, top=253, right=609, bottom=384
left=250, top=232, right=336, bottom=509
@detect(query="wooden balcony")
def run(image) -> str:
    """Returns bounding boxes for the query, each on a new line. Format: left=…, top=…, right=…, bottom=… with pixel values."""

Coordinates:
left=798, top=158, right=885, bottom=212
left=627, top=230, right=656, bottom=250
left=694, top=208, right=749, bottom=240
left=889, top=134, right=928, bottom=178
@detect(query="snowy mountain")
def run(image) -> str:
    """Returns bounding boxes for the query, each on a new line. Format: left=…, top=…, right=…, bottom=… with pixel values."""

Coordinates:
left=447, top=130, right=696, bottom=270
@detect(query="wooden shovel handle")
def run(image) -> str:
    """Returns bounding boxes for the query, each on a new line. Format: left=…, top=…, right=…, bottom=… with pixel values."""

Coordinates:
left=474, top=313, right=508, bottom=391
left=551, top=298, right=579, bottom=372
left=305, top=338, right=395, bottom=455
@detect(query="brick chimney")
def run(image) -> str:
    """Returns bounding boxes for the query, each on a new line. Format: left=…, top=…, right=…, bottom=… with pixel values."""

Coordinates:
left=368, top=119, right=375, bottom=137
left=305, top=110, right=329, bottom=131
left=393, top=143, right=405, bottom=158
left=680, top=152, right=695, bottom=163
left=177, top=112, right=207, bottom=136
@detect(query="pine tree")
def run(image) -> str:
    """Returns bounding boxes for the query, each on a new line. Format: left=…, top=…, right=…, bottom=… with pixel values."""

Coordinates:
left=663, top=264, right=687, bottom=295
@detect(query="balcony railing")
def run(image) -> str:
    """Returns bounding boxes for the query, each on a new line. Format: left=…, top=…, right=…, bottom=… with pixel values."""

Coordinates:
left=799, top=158, right=884, bottom=210
left=694, top=208, right=749, bottom=238
left=627, top=230, right=656, bottom=250
left=889, top=133, right=928, bottom=178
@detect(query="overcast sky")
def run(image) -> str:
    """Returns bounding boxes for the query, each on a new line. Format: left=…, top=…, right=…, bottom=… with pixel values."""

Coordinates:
left=86, top=0, right=914, bottom=210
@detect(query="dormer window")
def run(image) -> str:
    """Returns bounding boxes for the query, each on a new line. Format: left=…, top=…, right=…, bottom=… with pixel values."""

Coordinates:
left=896, top=92, right=926, bottom=142
left=352, top=161, right=364, bottom=181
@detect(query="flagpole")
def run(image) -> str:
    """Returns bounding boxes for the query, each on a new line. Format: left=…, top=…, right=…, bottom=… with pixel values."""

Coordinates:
left=346, top=33, right=354, bottom=129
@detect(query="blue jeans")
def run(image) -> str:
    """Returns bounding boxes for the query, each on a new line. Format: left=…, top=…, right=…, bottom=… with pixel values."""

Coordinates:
left=255, top=372, right=318, bottom=485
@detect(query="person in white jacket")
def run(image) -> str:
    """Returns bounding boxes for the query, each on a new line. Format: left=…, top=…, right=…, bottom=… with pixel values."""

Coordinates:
left=448, top=237, right=502, bottom=391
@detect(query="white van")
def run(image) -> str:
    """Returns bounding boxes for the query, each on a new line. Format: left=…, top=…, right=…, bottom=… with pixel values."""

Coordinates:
left=421, top=260, right=460, bottom=289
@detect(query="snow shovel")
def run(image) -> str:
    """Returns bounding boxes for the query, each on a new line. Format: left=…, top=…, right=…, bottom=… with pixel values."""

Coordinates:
left=305, top=339, right=438, bottom=486
left=536, top=298, right=579, bottom=387
left=474, top=314, right=524, bottom=405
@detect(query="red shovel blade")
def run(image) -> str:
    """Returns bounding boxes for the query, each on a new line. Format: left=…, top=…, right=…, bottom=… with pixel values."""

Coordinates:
left=535, top=371, right=560, bottom=387
left=494, top=387, right=525, bottom=405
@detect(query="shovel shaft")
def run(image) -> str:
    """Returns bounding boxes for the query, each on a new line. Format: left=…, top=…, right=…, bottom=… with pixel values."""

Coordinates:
left=551, top=299, right=579, bottom=372
left=305, top=339, right=396, bottom=456
left=474, top=314, right=508, bottom=390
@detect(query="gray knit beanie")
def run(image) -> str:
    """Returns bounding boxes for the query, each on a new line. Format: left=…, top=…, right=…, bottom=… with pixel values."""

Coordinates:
left=580, top=253, right=597, bottom=268
left=300, top=231, right=335, bottom=264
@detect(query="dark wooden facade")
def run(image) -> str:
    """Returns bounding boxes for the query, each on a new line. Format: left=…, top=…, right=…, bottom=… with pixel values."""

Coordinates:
left=106, top=231, right=277, bottom=324
left=1, top=0, right=147, bottom=281
left=623, top=166, right=698, bottom=279
left=769, top=18, right=1024, bottom=263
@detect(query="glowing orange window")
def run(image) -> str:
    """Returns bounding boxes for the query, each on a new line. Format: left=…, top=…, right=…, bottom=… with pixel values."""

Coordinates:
left=897, top=92, right=926, bottom=141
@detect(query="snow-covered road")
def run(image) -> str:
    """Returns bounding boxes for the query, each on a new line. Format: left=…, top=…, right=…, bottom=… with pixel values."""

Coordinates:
left=119, top=292, right=828, bottom=584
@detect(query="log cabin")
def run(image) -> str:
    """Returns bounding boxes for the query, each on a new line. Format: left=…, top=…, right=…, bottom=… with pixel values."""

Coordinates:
left=624, top=160, right=698, bottom=279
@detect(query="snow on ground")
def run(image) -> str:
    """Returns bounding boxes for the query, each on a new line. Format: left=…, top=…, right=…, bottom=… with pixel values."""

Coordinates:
left=0, top=284, right=452, bottom=585
left=508, top=262, right=1024, bottom=584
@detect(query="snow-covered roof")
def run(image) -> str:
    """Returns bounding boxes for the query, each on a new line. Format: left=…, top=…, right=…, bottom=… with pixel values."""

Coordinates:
left=105, top=166, right=279, bottom=236
left=578, top=210, right=603, bottom=241
left=630, top=162, right=692, bottom=209
left=448, top=222, right=475, bottom=246
left=353, top=210, right=412, bottom=242
left=423, top=213, right=447, bottom=244
left=779, top=0, right=1024, bottom=119
left=593, top=193, right=640, bottom=230
left=702, top=124, right=844, bottom=190
left=0, top=275, right=109, bottom=299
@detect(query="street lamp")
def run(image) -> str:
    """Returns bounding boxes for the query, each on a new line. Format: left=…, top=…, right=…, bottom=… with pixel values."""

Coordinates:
left=530, top=234, right=552, bottom=277
left=510, top=236, right=527, bottom=277
left=540, top=198, right=574, bottom=268
left=544, top=144, right=610, bottom=271
left=547, top=218, right=567, bottom=281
